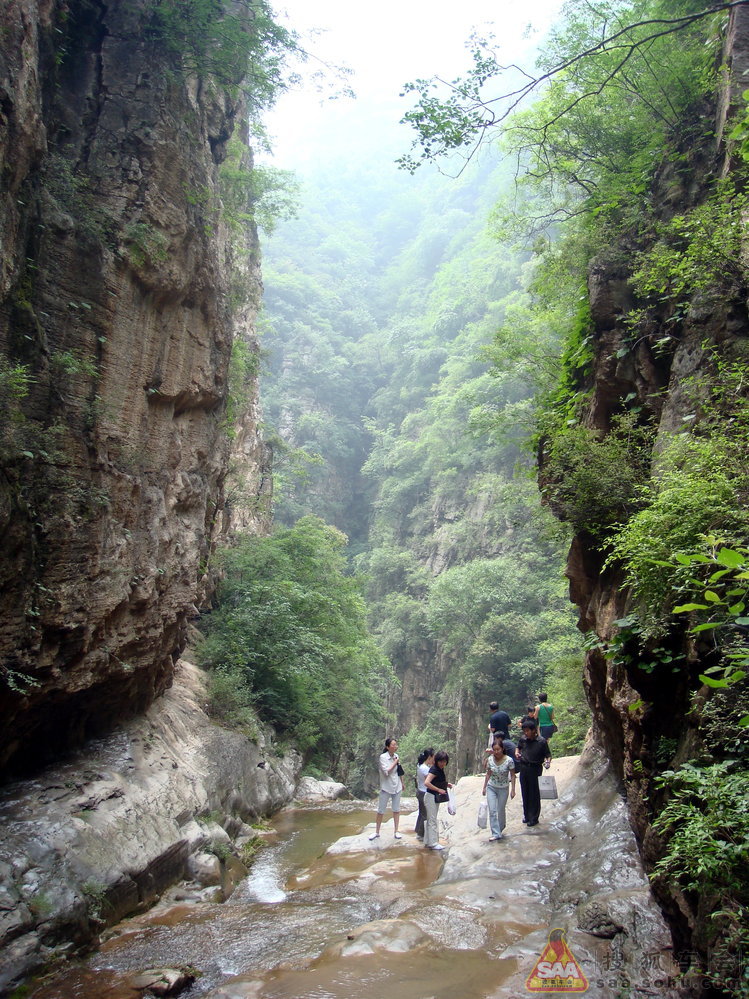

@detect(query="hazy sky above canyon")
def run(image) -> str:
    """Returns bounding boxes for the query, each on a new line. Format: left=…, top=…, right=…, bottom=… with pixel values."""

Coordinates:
left=268, top=0, right=564, bottom=166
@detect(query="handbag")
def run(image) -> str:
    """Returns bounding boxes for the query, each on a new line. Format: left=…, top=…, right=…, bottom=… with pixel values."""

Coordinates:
left=550, top=723, right=558, bottom=734
left=538, top=775, right=558, bottom=799
left=477, top=800, right=488, bottom=829
left=396, top=763, right=405, bottom=776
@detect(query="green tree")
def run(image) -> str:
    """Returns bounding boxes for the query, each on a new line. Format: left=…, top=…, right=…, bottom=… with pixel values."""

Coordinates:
left=198, top=517, right=391, bottom=779
left=399, top=0, right=724, bottom=185
left=148, top=0, right=299, bottom=118
left=260, top=109, right=586, bottom=772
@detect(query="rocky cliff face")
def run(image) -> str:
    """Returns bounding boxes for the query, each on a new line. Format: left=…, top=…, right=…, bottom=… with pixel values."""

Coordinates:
left=546, top=5, right=749, bottom=965
left=0, top=0, right=270, bottom=780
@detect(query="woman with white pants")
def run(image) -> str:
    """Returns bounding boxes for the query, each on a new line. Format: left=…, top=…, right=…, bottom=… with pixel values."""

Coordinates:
left=423, top=750, right=452, bottom=851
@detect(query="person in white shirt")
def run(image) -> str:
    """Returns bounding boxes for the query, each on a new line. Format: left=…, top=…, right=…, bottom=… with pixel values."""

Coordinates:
left=369, top=737, right=403, bottom=840
left=415, top=747, right=435, bottom=840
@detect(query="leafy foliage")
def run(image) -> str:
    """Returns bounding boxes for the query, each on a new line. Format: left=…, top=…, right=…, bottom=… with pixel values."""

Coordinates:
left=629, top=181, right=749, bottom=309
left=654, top=766, right=749, bottom=888
left=219, top=138, right=300, bottom=235
left=424, top=556, right=579, bottom=708
left=670, top=541, right=749, bottom=717
left=590, top=611, right=685, bottom=679
left=147, top=0, right=299, bottom=115
left=607, top=429, right=749, bottom=635
left=198, top=517, right=391, bottom=777
left=652, top=761, right=749, bottom=998
left=540, top=413, right=653, bottom=537
left=206, top=667, right=259, bottom=740
left=261, top=127, right=586, bottom=769
left=0, top=358, right=33, bottom=433
left=400, top=0, right=721, bottom=216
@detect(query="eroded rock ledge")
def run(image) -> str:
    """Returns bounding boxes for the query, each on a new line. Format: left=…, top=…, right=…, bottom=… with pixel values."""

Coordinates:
left=0, top=661, right=301, bottom=992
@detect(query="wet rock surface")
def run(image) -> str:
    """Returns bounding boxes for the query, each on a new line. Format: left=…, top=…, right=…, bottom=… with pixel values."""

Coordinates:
left=130, top=966, right=197, bottom=996
left=24, top=745, right=690, bottom=999
left=0, top=662, right=300, bottom=992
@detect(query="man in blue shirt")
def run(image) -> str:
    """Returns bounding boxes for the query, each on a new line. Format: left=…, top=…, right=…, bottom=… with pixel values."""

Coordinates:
left=488, top=701, right=512, bottom=748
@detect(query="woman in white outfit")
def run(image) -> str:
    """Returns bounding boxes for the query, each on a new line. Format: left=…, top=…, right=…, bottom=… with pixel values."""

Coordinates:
left=369, top=737, right=403, bottom=840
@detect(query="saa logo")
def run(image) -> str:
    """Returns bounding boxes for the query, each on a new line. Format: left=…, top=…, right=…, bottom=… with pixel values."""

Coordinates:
left=526, top=927, right=589, bottom=993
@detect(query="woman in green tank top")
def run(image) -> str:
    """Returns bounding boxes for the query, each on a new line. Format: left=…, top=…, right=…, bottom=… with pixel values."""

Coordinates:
left=536, top=692, right=556, bottom=739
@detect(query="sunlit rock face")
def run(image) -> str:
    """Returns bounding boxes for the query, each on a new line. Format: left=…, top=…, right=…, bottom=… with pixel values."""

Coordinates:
left=0, top=0, right=269, bottom=779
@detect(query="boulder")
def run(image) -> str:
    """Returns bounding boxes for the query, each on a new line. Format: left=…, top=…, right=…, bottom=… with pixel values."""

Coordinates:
left=295, top=777, right=350, bottom=801
left=186, top=853, right=222, bottom=888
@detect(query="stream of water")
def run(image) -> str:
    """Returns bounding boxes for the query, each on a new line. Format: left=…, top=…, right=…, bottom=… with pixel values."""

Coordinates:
left=25, top=763, right=681, bottom=999
left=30, top=801, right=505, bottom=999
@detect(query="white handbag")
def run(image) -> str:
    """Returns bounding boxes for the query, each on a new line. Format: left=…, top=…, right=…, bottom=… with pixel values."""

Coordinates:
left=477, top=800, right=488, bottom=828
left=538, top=775, right=558, bottom=799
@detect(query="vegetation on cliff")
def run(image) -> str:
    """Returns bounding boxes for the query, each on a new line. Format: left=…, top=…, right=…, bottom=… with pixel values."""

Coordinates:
left=257, top=143, right=588, bottom=769
left=199, top=517, right=391, bottom=783
left=395, top=0, right=749, bottom=990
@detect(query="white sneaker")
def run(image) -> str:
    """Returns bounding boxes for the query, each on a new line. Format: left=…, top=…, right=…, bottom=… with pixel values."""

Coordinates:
left=394, top=832, right=402, bottom=839
left=430, top=844, right=444, bottom=851
left=369, top=833, right=379, bottom=840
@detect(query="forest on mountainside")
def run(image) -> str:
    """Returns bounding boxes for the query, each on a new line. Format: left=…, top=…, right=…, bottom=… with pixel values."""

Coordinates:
left=198, top=0, right=749, bottom=992
left=208, top=139, right=589, bottom=779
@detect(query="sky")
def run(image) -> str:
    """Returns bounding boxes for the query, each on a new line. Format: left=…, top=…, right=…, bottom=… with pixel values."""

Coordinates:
left=266, top=0, right=565, bottom=168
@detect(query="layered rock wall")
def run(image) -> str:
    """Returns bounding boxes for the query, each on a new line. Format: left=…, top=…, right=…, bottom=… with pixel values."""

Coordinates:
left=0, top=0, right=270, bottom=779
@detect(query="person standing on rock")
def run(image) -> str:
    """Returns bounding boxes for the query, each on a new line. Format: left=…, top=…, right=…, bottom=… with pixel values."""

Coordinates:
left=414, top=747, right=435, bottom=841
left=515, top=719, right=551, bottom=828
left=487, top=701, right=512, bottom=749
left=482, top=736, right=516, bottom=841
left=423, top=750, right=453, bottom=851
left=536, top=693, right=556, bottom=740
left=369, top=737, right=404, bottom=840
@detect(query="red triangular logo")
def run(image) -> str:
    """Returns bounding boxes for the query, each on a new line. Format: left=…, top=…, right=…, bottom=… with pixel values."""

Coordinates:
left=526, top=928, right=589, bottom=993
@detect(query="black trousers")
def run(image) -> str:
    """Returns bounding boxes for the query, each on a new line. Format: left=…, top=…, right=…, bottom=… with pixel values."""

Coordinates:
left=518, top=762, right=542, bottom=824
left=415, top=790, right=426, bottom=837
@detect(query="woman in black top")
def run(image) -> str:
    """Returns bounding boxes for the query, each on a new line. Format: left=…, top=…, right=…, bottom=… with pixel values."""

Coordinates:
left=423, top=750, right=452, bottom=851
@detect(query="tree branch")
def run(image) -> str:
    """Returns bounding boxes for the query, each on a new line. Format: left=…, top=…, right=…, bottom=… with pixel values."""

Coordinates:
left=399, top=1, right=746, bottom=174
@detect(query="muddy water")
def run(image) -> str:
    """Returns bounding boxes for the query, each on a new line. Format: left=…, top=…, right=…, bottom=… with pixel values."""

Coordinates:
left=27, top=758, right=683, bottom=999
left=32, top=803, right=462, bottom=999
